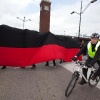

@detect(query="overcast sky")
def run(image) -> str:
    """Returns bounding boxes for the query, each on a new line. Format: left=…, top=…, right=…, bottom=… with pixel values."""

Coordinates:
left=0, top=0, right=100, bottom=36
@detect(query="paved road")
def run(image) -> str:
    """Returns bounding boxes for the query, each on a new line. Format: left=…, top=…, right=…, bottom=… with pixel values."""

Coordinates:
left=0, top=61, right=100, bottom=100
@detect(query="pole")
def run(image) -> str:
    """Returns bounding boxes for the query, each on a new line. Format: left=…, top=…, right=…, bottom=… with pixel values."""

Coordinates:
left=23, top=17, right=25, bottom=29
left=64, top=31, right=65, bottom=35
left=71, top=0, right=97, bottom=38
left=78, top=1, right=82, bottom=38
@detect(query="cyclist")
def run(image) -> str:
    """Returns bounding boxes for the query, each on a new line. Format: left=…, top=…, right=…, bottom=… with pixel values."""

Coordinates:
left=72, top=33, right=100, bottom=85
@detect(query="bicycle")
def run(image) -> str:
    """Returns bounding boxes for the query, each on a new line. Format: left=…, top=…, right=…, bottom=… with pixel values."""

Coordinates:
left=65, top=60, right=100, bottom=97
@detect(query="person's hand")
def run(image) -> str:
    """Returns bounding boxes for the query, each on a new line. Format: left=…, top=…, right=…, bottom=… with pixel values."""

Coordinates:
left=71, top=56, right=77, bottom=61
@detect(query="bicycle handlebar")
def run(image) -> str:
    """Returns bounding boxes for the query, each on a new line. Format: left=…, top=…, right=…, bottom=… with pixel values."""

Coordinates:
left=73, top=60, right=96, bottom=69
left=73, top=60, right=85, bottom=66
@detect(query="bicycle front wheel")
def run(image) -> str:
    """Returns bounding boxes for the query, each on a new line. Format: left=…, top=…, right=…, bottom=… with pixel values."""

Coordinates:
left=65, top=71, right=79, bottom=97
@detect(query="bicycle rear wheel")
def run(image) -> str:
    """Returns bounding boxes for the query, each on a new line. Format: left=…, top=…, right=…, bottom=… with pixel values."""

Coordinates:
left=65, top=71, right=79, bottom=97
left=88, top=71, right=100, bottom=87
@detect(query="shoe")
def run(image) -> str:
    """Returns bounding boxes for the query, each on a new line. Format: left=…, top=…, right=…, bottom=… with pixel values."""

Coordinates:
left=59, top=61, right=62, bottom=63
left=91, top=74, right=97, bottom=80
left=1, top=66, right=6, bottom=69
left=31, top=66, right=36, bottom=69
left=31, top=65, right=36, bottom=69
left=45, top=64, right=49, bottom=66
left=45, top=62, right=49, bottom=66
left=78, top=80, right=87, bottom=85
left=20, top=67, right=25, bottom=69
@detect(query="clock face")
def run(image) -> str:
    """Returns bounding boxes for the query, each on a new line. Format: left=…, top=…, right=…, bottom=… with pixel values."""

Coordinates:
left=44, top=6, right=49, bottom=11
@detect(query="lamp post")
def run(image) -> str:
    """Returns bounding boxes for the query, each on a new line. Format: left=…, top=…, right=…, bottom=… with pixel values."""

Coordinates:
left=16, top=17, right=31, bottom=29
left=64, top=31, right=65, bottom=35
left=71, top=0, right=97, bottom=38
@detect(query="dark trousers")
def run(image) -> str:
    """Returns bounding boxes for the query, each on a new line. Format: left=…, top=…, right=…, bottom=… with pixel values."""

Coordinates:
left=82, top=57, right=100, bottom=81
left=45, top=60, right=56, bottom=66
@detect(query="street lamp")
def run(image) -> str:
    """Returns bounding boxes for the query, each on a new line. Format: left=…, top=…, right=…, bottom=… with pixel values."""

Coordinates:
left=16, top=17, right=31, bottom=29
left=64, top=31, right=65, bottom=35
left=71, top=0, right=97, bottom=38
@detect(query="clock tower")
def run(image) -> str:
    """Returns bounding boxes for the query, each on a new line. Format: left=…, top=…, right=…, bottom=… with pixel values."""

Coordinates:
left=39, top=0, right=51, bottom=33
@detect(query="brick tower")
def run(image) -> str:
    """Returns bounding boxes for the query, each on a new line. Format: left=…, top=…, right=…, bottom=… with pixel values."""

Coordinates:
left=39, top=0, right=51, bottom=33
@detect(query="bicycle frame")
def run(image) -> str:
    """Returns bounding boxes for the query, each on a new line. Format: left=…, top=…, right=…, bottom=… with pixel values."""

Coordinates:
left=74, top=61, right=95, bottom=83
